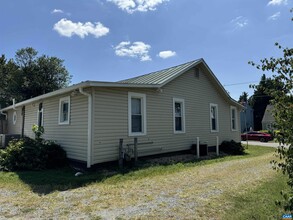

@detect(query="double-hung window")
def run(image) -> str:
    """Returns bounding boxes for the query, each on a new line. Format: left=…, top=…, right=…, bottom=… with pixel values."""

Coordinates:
left=59, top=96, right=70, bottom=125
left=37, top=103, right=44, bottom=127
left=173, top=98, right=185, bottom=133
left=230, top=106, right=237, bottom=131
left=210, top=103, right=218, bottom=132
left=128, top=92, right=146, bottom=136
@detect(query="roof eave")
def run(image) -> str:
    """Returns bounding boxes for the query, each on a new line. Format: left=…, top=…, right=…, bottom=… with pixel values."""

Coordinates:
left=0, top=81, right=159, bottom=111
left=1, top=81, right=90, bottom=111
left=1, top=59, right=243, bottom=111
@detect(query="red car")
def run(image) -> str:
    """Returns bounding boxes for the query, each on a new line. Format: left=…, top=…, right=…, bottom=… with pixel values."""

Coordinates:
left=241, top=131, right=273, bottom=142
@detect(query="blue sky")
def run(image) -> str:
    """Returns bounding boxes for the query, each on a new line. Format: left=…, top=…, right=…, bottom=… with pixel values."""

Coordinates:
left=0, top=0, right=292, bottom=100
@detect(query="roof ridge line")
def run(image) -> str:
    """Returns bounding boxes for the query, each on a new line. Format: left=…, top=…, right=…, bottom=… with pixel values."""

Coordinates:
left=118, top=59, right=201, bottom=83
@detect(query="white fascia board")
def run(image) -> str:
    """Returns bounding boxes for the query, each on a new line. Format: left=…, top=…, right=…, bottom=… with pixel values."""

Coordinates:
left=0, top=81, right=159, bottom=111
left=1, top=82, right=90, bottom=111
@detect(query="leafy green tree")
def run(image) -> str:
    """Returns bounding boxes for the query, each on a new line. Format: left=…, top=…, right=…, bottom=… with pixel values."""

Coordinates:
left=238, top=91, right=249, bottom=103
left=249, top=17, right=293, bottom=211
left=0, top=55, right=20, bottom=108
left=249, top=74, right=274, bottom=130
left=0, top=47, right=71, bottom=108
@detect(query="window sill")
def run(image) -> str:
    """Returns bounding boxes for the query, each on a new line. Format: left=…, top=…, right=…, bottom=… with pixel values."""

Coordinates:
left=58, top=122, right=70, bottom=125
left=174, top=131, right=185, bottom=134
left=129, top=132, right=146, bottom=137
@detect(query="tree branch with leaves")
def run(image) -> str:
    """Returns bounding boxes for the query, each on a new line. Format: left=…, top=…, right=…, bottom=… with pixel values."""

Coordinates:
left=249, top=13, right=293, bottom=210
left=0, top=47, right=72, bottom=108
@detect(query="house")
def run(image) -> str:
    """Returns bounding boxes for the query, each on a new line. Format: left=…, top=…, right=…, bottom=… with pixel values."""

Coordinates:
left=0, top=59, right=243, bottom=168
left=262, top=105, right=275, bottom=130
left=240, top=102, right=254, bottom=133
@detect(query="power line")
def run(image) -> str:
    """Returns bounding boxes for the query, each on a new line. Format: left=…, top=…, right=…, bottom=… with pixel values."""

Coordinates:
left=223, top=81, right=258, bottom=87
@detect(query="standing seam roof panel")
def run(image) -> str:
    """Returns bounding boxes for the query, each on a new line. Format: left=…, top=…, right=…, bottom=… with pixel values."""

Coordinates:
left=118, top=60, right=199, bottom=85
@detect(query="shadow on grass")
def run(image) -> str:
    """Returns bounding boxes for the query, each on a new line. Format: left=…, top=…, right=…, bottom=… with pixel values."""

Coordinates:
left=15, top=166, right=111, bottom=195
left=13, top=145, right=274, bottom=195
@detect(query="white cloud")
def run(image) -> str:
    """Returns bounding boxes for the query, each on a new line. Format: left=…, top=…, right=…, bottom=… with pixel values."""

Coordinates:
left=107, top=0, right=169, bottom=13
left=267, top=0, right=288, bottom=6
left=158, top=50, right=176, bottom=59
left=51, top=9, right=64, bottom=14
left=268, top=12, right=281, bottom=20
left=53, top=18, right=109, bottom=39
left=114, top=41, right=151, bottom=61
left=230, top=16, right=248, bottom=30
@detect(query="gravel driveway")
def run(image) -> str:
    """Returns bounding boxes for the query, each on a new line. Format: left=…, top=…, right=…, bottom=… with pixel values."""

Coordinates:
left=241, top=140, right=289, bottom=148
left=0, top=150, right=278, bottom=220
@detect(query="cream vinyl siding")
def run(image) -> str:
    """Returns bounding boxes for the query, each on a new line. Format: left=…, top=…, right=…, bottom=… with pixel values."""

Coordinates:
left=92, top=66, right=241, bottom=164
left=21, top=92, right=88, bottom=162
left=7, top=109, right=22, bottom=134
left=93, top=88, right=128, bottom=163
left=23, top=103, right=38, bottom=138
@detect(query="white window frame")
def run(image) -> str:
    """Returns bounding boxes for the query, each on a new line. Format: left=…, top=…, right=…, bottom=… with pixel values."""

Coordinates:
left=58, top=96, right=70, bottom=125
left=37, top=103, right=44, bottom=127
left=128, top=92, right=147, bottom=136
left=210, top=103, right=219, bottom=132
left=12, top=111, right=17, bottom=125
left=173, top=98, right=186, bottom=134
left=230, top=106, right=237, bottom=131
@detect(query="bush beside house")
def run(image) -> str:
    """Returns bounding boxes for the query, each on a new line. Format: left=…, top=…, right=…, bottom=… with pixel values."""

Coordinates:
left=0, top=125, right=67, bottom=171
left=220, top=140, right=245, bottom=155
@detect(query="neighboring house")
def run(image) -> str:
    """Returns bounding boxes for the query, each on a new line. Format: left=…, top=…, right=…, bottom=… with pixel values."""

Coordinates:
left=262, top=105, right=275, bottom=130
left=240, top=102, right=254, bottom=133
left=0, top=59, right=243, bottom=168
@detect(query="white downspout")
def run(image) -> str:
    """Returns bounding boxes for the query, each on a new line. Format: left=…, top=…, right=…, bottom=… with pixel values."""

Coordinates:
left=79, top=88, right=92, bottom=168
left=12, top=99, right=16, bottom=110
left=0, top=99, right=17, bottom=119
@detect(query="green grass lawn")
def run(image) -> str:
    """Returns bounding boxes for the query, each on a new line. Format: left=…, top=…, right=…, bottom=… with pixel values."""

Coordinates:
left=222, top=172, right=288, bottom=220
left=0, top=145, right=276, bottom=193
left=0, top=145, right=289, bottom=219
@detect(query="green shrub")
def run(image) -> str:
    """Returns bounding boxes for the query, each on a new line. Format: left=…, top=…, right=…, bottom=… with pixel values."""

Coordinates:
left=32, top=124, right=44, bottom=142
left=220, top=140, right=245, bottom=155
left=42, top=140, right=67, bottom=169
left=0, top=138, right=43, bottom=171
left=0, top=137, right=67, bottom=171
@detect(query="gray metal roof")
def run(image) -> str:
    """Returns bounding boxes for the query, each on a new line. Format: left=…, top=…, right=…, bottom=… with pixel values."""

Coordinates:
left=118, top=59, right=201, bottom=85
left=1, top=58, right=243, bottom=111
